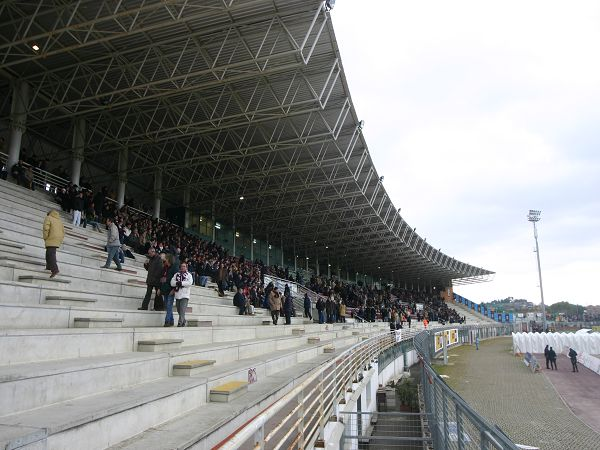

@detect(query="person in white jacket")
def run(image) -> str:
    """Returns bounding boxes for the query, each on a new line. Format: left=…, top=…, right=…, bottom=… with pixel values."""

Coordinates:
left=170, top=262, right=194, bottom=327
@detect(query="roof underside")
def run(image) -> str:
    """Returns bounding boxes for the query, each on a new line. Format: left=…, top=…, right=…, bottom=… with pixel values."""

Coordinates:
left=0, top=0, right=494, bottom=287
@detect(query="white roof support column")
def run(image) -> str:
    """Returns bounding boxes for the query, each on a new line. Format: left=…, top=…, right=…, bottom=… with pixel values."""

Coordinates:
left=183, top=187, right=191, bottom=229
left=211, top=201, right=216, bottom=242
left=293, top=240, right=297, bottom=273
left=7, top=80, right=29, bottom=171
left=266, top=233, right=270, bottom=266
left=250, top=221, right=254, bottom=261
left=153, top=169, right=162, bottom=219
left=117, top=147, right=128, bottom=208
left=70, top=118, right=85, bottom=185
left=232, top=215, right=236, bottom=257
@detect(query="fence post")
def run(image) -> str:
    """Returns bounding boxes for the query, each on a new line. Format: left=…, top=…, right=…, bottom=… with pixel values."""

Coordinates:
left=297, top=388, right=305, bottom=449
left=254, top=424, right=265, bottom=450
left=456, top=404, right=465, bottom=450
left=443, top=389, right=449, bottom=448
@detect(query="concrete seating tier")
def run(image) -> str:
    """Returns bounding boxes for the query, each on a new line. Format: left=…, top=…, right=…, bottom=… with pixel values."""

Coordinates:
left=0, top=180, right=404, bottom=449
left=451, top=300, right=498, bottom=324
left=0, top=323, right=384, bottom=449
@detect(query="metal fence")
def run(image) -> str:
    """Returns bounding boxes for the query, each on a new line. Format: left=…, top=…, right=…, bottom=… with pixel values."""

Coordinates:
left=340, top=411, right=427, bottom=450
left=216, top=330, right=402, bottom=450
left=414, top=325, right=519, bottom=450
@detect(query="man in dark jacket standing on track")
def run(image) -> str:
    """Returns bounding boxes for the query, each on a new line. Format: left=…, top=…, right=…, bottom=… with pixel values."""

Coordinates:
left=548, top=347, right=557, bottom=370
left=139, top=247, right=164, bottom=311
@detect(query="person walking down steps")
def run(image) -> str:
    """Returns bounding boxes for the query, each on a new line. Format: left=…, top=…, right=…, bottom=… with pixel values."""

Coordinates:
left=101, top=217, right=122, bottom=272
left=42, top=210, right=64, bottom=278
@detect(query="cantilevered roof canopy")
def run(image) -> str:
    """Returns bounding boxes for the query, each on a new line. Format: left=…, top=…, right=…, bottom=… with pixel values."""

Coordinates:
left=0, top=0, right=493, bottom=287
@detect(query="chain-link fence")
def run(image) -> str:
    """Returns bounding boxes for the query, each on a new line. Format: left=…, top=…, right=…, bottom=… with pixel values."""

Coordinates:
left=415, top=325, right=519, bottom=450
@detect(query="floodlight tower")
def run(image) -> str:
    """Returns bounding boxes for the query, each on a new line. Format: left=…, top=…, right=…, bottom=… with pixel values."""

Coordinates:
left=527, top=210, right=547, bottom=332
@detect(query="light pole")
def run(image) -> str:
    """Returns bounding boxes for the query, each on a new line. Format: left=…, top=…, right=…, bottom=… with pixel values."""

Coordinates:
left=527, top=210, right=547, bottom=332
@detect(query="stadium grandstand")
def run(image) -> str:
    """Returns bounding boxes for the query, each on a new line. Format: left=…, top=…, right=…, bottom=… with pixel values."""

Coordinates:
left=0, top=2, right=522, bottom=450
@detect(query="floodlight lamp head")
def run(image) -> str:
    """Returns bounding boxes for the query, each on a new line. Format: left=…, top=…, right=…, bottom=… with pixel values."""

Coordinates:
left=527, top=210, right=541, bottom=222
left=358, top=120, right=365, bottom=130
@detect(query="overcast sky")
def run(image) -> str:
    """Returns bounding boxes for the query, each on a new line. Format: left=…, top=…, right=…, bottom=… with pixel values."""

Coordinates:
left=331, top=0, right=600, bottom=306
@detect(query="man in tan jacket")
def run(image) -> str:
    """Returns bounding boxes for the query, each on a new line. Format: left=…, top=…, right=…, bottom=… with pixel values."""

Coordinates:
left=43, top=210, right=65, bottom=278
left=269, top=286, right=282, bottom=325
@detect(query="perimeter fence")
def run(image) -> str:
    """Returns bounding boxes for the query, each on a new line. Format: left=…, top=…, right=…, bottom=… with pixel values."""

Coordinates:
left=414, top=324, right=520, bottom=450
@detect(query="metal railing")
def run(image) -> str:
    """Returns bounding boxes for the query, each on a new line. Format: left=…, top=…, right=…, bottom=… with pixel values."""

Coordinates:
left=216, top=329, right=406, bottom=450
left=414, top=325, right=520, bottom=450
left=213, top=322, right=518, bottom=450
left=0, top=150, right=174, bottom=225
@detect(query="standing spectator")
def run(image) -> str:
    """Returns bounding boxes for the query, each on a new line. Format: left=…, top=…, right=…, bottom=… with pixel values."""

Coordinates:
left=544, top=345, right=550, bottom=369
left=475, top=335, right=480, bottom=350
left=171, top=262, right=193, bottom=327
left=548, top=347, right=557, bottom=370
left=325, top=296, right=334, bottom=323
left=283, top=293, right=293, bottom=325
left=93, top=187, right=107, bottom=220
left=139, top=247, right=163, bottom=310
left=303, top=293, right=312, bottom=321
left=101, top=217, right=122, bottom=271
left=568, top=348, right=579, bottom=372
left=339, top=301, right=346, bottom=323
left=42, top=210, right=64, bottom=278
left=216, top=263, right=226, bottom=297
left=161, top=254, right=178, bottom=327
left=72, top=191, right=84, bottom=226
left=269, top=286, right=282, bottom=325
left=316, top=296, right=325, bottom=324
left=407, top=314, right=412, bottom=329
left=234, top=286, right=246, bottom=315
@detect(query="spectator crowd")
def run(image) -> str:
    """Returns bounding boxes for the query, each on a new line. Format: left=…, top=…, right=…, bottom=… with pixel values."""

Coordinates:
left=3, top=154, right=468, bottom=329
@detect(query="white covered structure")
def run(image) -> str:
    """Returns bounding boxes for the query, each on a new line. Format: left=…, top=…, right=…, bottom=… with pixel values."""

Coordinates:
left=513, top=332, right=600, bottom=375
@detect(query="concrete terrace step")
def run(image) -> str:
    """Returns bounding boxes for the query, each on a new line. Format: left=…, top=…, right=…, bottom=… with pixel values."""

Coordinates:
left=0, top=332, right=366, bottom=449
left=0, top=239, right=24, bottom=250
left=138, top=339, right=184, bottom=352
left=0, top=209, right=148, bottom=266
left=18, top=274, right=70, bottom=284
left=74, top=317, right=124, bottom=328
left=0, top=352, right=169, bottom=416
left=0, top=322, right=381, bottom=366
left=0, top=374, right=208, bottom=450
left=106, top=346, right=353, bottom=450
left=0, top=329, right=365, bottom=418
left=173, top=359, right=216, bottom=376
left=209, top=381, right=248, bottom=402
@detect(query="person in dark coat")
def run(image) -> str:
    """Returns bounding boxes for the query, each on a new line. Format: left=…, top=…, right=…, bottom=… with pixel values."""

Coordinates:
left=139, top=248, right=164, bottom=310
left=325, top=297, right=334, bottom=323
left=283, top=294, right=294, bottom=325
left=303, top=293, right=312, bottom=321
left=161, top=254, right=178, bottom=327
left=548, top=347, right=557, bottom=370
left=316, top=297, right=325, bottom=324
left=233, top=286, right=246, bottom=315
left=544, top=345, right=550, bottom=369
left=568, top=348, right=578, bottom=372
